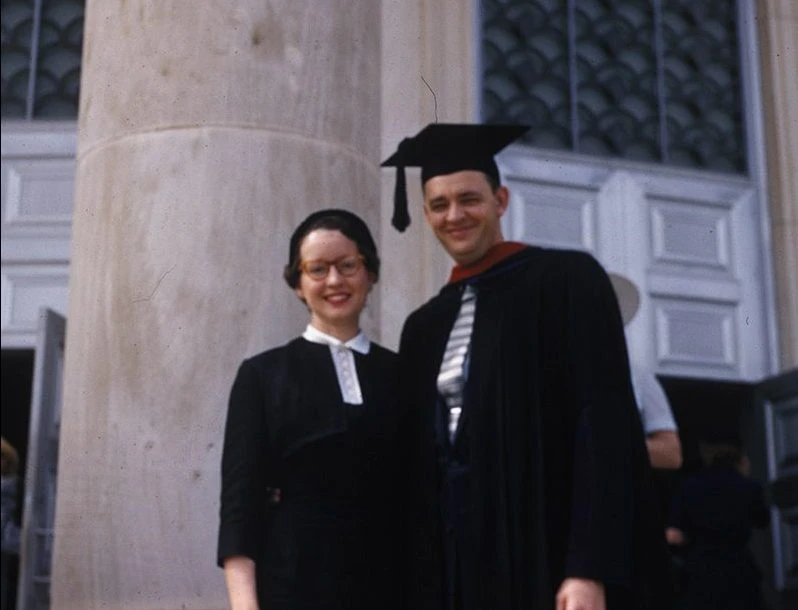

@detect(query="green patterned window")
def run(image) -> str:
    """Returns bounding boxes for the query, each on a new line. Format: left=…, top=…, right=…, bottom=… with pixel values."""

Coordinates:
left=481, top=0, right=745, bottom=173
left=2, top=0, right=85, bottom=119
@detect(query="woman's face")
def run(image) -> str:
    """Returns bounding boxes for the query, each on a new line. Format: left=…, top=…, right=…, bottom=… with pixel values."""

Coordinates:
left=294, top=229, right=374, bottom=339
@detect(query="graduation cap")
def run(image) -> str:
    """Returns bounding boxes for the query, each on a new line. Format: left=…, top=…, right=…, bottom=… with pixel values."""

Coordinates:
left=381, top=123, right=530, bottom=232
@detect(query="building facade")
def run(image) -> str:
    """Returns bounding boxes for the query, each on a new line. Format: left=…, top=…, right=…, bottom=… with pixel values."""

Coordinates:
left=1, top=1, right=796, bottom=608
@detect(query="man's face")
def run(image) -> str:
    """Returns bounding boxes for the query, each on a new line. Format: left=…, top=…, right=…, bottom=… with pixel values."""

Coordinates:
left=423, top=170, right=509, bottom=266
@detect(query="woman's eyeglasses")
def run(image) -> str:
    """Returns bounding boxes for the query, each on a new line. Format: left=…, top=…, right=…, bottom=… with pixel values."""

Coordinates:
left=300, top=255, right=365, bottom=281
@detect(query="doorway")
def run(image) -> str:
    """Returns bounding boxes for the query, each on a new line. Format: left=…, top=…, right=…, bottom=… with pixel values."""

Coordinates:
left=1, top=349, right=34, bottom=610
left=659, top=375, right=754, bottom=472
left=659, top=373, right=798, bottom=610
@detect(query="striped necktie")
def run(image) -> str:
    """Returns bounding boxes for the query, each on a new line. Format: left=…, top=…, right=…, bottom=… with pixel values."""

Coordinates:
left=437, top=284, right=477, bottom=442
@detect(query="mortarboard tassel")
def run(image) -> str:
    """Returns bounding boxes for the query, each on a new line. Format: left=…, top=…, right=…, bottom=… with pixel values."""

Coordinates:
left=391, top=165, right=410, bottom=232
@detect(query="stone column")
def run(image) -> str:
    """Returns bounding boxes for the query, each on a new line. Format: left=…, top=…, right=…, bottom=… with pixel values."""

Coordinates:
left=51, top=2, right=379, bottom=609
left=759, top=0, right=798, bottom=371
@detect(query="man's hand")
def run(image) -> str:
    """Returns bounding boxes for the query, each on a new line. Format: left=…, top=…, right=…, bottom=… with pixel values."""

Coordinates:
left=556, top=577, right=605, bottom=610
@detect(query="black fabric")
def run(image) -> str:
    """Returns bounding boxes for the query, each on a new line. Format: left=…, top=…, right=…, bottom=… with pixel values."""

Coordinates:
left=398, top=246, right=674, bottom=610
left=391, top=166, right=410, bottom=232
left=218, top=338, right=401, bottom=610
left=380, top=124, right=529, bottom=181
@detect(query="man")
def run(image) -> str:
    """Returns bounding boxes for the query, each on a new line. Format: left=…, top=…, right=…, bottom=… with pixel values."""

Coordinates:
left=383, top=124, right=673, bottom=610
left=609, top=273, right=682, bottom=470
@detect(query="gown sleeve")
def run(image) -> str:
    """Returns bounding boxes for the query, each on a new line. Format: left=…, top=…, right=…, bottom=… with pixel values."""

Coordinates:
left=396, top=309, right=446, bottom=609
left=217, top=358, right=271, bottom=566
left=560, top=252, right=652, bottom=589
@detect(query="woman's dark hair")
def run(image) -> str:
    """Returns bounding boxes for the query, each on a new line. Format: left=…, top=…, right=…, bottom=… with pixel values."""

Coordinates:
left=283, top=209, right=380, bottom=289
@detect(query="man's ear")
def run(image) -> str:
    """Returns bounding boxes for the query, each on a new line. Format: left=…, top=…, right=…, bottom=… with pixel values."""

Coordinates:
left=421, top=185, right=433, bottom=227
left=495, top=185, right=510, bottom=217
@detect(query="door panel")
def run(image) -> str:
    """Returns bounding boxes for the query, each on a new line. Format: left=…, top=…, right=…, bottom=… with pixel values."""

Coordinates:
left=759, top=369, right=798, bottom=593
left=498, top=147, right=775, bottom=382
left=17, top=308, right=65, bottom=610
left=1, top=124, right=75, bottom=350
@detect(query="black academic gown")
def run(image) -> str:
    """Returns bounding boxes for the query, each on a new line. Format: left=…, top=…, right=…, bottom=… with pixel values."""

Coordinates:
left=398, top=246, right=673, bottom=610
left=217, top=337, right=401, bottom=610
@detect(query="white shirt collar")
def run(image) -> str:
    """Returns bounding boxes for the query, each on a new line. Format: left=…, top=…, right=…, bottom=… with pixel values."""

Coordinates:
left=302, top=324, right=371, bottom=354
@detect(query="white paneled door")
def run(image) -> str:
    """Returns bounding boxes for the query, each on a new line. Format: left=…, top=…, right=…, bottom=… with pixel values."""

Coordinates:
left=18, top=308, right=65, bottom=610
left=499, top=146, right=775, bottom=382
left=1, top=123, right=75, bottom=349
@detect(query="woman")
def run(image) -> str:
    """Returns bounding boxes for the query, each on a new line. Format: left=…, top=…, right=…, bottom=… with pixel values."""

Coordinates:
left=217, top=209, right=400, bottom=610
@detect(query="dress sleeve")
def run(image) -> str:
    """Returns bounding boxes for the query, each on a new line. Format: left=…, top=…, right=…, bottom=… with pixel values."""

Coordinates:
left=217, top=358, right=271, bottom=567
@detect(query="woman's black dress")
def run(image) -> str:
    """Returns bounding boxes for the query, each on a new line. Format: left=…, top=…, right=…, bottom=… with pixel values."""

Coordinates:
left=217, top=337, right=401, bottom=610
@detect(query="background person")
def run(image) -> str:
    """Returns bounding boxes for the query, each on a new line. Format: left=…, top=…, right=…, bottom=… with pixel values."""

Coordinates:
left=1, top=437, right=21, bottom=610
left=666, top=442, right=769, bottom=610
left=609, top=273, right=682, bottom=470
